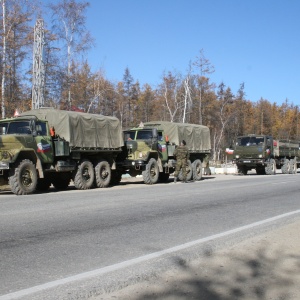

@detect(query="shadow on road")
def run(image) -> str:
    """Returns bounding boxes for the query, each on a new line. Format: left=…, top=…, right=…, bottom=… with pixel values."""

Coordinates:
left=129, top=245, right=300, bottom=300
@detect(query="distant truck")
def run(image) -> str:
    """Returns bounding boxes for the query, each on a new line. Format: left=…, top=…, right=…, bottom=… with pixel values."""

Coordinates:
left=233, top=134, right=300, bottom=175
left=0, top=109, right=123, bottom=195
left=118, top=121, right=211, bottom=183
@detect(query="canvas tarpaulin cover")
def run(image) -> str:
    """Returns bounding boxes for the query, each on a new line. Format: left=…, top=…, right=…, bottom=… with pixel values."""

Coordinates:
left=20, top=109, right=124, bottom=149
left=144, top=121, right=211, bottom=152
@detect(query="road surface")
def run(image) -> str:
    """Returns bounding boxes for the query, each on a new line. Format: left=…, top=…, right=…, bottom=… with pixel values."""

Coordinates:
left=0, top=173, right=299, bottom=299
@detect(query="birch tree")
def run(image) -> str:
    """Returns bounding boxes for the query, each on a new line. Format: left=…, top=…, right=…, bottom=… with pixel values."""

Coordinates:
left=182, top=75, right=192, bottom=123
left=1, top=0, right=37, bottom=118
left=49, top=0, right=93, bottom=109
left=160, top=71, right=181, bottom=122
left=1, top=0, right=6, bottom=118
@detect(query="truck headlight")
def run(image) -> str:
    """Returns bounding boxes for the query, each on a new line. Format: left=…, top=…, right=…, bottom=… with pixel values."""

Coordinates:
left=235, top=155, right=240, bottom=159
left=1, top=151, right=10, bottom=159
left=258, top=154, right=263, bottom=158
left=0, top=161, right=9, bottom=169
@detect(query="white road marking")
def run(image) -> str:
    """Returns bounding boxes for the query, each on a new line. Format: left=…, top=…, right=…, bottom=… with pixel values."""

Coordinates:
left=1, top=209, right=300, bottom=300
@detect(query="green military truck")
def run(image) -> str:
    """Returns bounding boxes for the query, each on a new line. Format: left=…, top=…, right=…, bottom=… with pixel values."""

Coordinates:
left=233, top=134, right=300, bottom=175
left=0, top=108, right=123, bottom=195
left=119, top=121, right=211, bottom=184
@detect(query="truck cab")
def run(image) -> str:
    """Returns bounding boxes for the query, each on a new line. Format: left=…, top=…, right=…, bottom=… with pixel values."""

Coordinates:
left=233, top=135, right=273, bottom=174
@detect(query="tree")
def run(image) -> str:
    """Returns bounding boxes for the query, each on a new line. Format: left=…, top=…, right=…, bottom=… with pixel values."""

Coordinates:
left=159, top=71, right=182, bottom=122
left=49, top=0, right=93, bottom=109
left=1, top=0, right=7, bottom=118
left=137, top=84, right=154, bottom=123
left=122, top=67, right=134, bottom=127
left=0, top=0, right=37, bottom=117
left=193, top=49, right=215, bottom=124
left=212, top=82, right=235, bottom=161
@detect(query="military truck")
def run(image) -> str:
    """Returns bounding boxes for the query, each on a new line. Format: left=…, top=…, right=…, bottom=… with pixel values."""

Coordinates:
left=0, top=108, right=123, bottom=195
left=119, top=121, right=211, bottom=184
left=233, top=134, right=300, bottom=175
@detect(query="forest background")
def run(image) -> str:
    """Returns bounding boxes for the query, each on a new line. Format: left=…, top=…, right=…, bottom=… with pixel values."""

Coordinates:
left=0, top=0, right=299, bottom=162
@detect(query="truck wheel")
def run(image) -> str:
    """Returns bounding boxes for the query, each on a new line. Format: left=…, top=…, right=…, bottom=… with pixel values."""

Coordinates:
left=265, top=159, right=276, bottom=175
left=95, top=160, right=111, bottom=188
left=9, top=159, right=38, bottom=195
left=289, top=159, right=297, bottom=174
left=281, top=159, right=290, bottom=174
left=110, top=169, right=122, bottom=186
left=142, top=158, right=159, bottom=184
left=74, top=159, right=95, bottom=189
left=158, top=172, right=170, bottom=183
left=192, top=159, right=202, bottom=181
left=178, top=160, right=193, bottom=181
left=52, top=174, right=71, bottom=190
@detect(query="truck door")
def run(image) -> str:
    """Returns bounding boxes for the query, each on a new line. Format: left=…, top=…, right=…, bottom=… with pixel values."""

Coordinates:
left=34, top=121, right=54, bottom=163
left=158, top=131, right=168, bottom=162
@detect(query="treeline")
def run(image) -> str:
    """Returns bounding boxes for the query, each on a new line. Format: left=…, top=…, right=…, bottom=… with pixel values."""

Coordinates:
left=0, top=0, right=299, bottom=161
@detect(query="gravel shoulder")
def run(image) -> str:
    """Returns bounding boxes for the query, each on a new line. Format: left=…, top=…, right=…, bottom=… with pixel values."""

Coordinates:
left=94, top=218, right=300, bottom=300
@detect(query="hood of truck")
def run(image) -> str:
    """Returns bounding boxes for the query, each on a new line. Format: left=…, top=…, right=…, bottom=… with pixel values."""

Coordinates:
left=0, top=135, right=35, bottom=161
left=234, top=145, right=265, bottom=159
left=126, top=140, right=152, bottom=161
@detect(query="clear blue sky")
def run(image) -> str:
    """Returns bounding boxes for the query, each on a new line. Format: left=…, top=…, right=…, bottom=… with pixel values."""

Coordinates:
left=78, top=1, right=300, bottom=106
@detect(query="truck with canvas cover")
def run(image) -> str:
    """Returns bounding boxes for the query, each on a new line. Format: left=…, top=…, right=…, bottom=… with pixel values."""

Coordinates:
left=233, top=134, right=300, bottom=175
left=0, top=108, right=123, bottom=195
left=119, top=121, right=211, bottom=184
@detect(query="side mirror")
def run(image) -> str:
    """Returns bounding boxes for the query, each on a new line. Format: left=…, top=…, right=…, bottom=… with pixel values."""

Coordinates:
left=152, top=128, right=158, bottom=139
left=30, top=119, right=37, bottom=136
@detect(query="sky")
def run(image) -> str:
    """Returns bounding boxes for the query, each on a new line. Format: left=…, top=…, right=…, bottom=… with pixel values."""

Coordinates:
left=50, top=0, right=300, bottom=106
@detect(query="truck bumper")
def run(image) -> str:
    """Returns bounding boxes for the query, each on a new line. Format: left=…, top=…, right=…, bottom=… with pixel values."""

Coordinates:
left=235, top=159, right=265, bottom=168
left=122, top=159, right=147, bottom=170
left=0, top=161, right=10, bottom=170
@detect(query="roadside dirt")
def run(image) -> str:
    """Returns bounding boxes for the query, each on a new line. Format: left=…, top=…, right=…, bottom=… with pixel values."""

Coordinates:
left=93, top=218, right=300, bottom=300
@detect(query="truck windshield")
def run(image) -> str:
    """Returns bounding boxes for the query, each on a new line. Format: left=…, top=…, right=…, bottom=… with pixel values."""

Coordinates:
left=4, top=121, right=32, bottom=135
left=237, top=136, right=264, bottom=146
left=0, top=122, right=9, bottom=135
left=136, top=130, right=152, bottom=140
left=124, top=131, right=136, bottom=140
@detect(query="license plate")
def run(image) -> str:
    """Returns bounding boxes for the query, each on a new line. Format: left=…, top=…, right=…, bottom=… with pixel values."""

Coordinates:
left=243, top=160, right=251, bottom=163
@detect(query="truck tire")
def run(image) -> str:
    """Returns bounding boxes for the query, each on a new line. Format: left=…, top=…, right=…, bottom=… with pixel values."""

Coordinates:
left=192, top=159, right=202, bottom=181
left=9, top=159, right=38, bottom=195
left=281, top=159, right=290, bottom=174
left=289, top=159, right=297, bottom=174
left=95, top=160, right=111, bottom=188
left=178, top=160, right=193, bottom=181
left=74, top=159, right=95, bottom=189
left=110, top=169, right=122, bottom=186
left=142, top=158, right=159, bottom=184
left=158, top=172, right=170, bottom=183
left=52, top=174, right=71, bottom=190
left=265, top=159, right=276, bottom=175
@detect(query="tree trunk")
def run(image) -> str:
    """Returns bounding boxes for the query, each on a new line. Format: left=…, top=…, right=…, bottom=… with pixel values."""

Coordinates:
left=1, top=0, right=6, bottom=119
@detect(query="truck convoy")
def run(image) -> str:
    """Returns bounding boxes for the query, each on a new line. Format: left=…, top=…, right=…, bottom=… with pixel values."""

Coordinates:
left=0, top=110, right=211, bottom=195
left=120, top=121, right=211, bottom=184
left=233, top=134, right=300, bottom=175
left=0, top=109, right=124, bottom=195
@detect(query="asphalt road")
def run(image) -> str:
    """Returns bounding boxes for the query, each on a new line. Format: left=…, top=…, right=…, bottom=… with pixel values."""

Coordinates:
left=0, top=173, right=300, bottom=299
